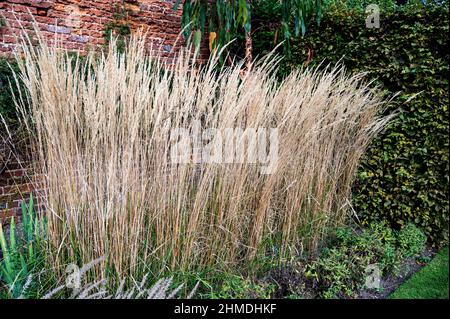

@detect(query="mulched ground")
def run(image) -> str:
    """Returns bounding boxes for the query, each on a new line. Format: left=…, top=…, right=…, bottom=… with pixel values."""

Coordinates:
left=265, top=246, right=437, bottom=299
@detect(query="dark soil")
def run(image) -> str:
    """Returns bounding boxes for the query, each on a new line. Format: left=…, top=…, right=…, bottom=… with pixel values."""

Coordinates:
left=266, top=265, right=318, bottom=299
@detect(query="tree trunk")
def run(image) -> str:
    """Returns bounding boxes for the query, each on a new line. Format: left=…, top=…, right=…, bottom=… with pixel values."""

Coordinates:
left=244, top=0, right=253, bottom=72
left=244, top=28, right=253, bottom=71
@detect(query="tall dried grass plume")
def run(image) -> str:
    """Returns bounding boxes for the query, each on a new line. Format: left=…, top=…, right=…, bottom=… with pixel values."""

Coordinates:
left=5, top=27, right=394, bottom=283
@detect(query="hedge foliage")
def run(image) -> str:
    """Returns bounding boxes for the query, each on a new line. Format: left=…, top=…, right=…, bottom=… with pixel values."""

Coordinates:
left=253, top=1, right=449, bottom=244
left=0, top=59, right=21, bottom=126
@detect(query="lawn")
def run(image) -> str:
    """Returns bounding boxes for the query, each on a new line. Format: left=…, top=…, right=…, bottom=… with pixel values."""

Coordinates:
left=390, top=247, right=449, bottom=299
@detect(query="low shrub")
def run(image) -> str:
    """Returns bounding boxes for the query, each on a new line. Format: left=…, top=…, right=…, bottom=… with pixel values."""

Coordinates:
left=306, top=222, right=427, bottom=298
left=397, top=223, right=428, bottom=258
left=205, top=273, right=275, bottom=299
left=306, top=247, right=367, bottom=298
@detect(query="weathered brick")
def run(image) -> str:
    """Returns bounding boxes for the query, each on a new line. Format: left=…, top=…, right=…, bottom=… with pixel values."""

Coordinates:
left=0, top=0, right=208, bottom=222
left=0, top=0, right=207, bottom=60
left=69, top=34, right=88, bottom=43
left=5, top=168, right=27, bottom=178
left=46, top=24, right=71, bottom=34
left=0, top=208, right=16, bottom=225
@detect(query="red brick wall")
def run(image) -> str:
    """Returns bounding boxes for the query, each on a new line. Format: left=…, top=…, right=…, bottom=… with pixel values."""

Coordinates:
left=0, top=157, right=42, bottom=224
left=0, top=0, right=209, bottom=224
left=0, top=0, right=208, bottom=62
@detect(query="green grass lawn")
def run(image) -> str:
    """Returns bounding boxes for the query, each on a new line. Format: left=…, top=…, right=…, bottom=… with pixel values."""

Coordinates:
left=390, top=247, right=449, bottom=299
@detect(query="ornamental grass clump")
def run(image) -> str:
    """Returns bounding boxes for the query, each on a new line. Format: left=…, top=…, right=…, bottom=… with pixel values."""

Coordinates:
left=8, top=28, right=393, bottom=282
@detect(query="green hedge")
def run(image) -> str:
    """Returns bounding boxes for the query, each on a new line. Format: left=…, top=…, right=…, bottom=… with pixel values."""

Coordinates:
left=253, top=2, right=449, bottom=244
left=0, top=59, right=22, bottom=127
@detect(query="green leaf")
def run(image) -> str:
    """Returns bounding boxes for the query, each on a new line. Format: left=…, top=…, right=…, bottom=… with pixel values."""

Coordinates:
left=194, top=29, right=202, bottom=50
left=0, top=222, right=13, bottom=278
left=173, top=0, right=182, bottom=11
left=21, top=200, right=28, bottom=237
left=9, top=216, right=16, bottom=254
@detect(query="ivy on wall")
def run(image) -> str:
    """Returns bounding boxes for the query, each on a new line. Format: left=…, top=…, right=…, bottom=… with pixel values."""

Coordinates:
left=103, top=1, right=132, bottom=52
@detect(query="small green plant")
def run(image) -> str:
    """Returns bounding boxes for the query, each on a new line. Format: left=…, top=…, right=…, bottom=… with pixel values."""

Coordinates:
left=306, top=247, right=366, bottom=298
left=306, top=221, right=428, bottom=298
left=334, top=226, right=357, bottom=245
left=285, top=292, right=303, bottom=299
left=366, top=221, right=398, bottom=246
left=359, top=221, right=401, bottom=273
left=0, top=195, right=46, bottom=298
left=397, top=223, right=427, bottom=258
left=206, top=273, right=275, bottom=299
left=416, top=255, right=431, bottom=265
